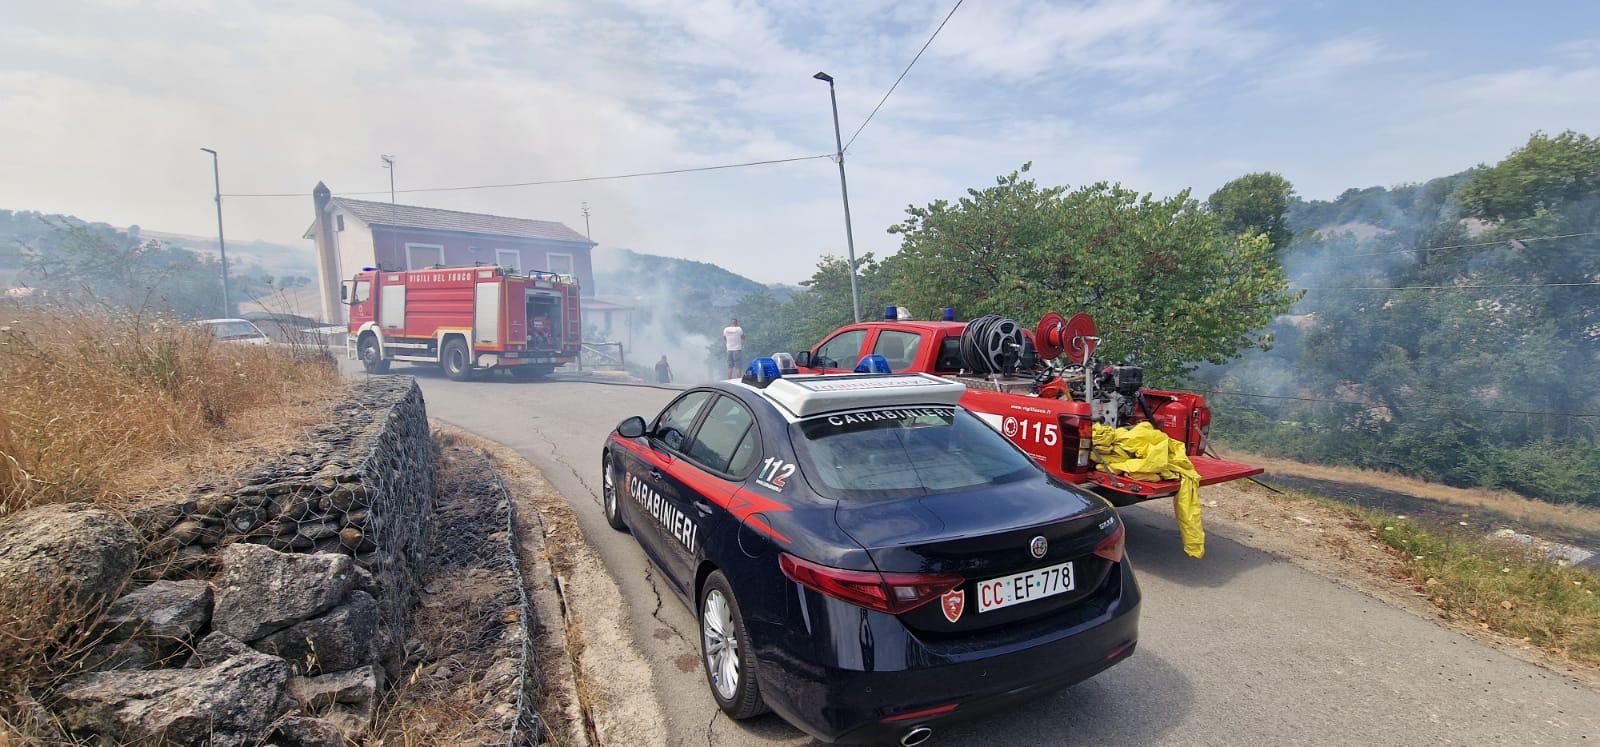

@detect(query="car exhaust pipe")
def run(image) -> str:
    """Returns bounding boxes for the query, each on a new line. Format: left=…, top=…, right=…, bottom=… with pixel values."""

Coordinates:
left=901, top=726, right=934, bottom=746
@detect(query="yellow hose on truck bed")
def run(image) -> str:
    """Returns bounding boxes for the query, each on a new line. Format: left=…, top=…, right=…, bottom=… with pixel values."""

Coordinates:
left=1091, top=422, right=1205, bottom=559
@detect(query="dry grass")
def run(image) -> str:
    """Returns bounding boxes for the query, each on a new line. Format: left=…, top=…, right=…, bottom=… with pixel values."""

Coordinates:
left=0, top=302, right=343, bottom=517
left=0, top=301, right=344, bottom=744
left=1359, top=510, right=1600, bottom=666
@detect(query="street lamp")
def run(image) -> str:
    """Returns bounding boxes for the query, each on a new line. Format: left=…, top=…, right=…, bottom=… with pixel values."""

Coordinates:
left=814, top=71, right=862, bottom=323
left=199, top=148, right=231, bottom=316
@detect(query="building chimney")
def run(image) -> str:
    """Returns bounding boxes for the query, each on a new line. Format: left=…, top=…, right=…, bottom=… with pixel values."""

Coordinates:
left=310, top=182, right=345, bottom=325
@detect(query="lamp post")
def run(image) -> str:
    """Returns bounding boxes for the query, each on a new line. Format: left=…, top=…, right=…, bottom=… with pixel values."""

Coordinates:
left=814, top=71, right=862, bottom=323
left=199, top=148, right=231, bottom=316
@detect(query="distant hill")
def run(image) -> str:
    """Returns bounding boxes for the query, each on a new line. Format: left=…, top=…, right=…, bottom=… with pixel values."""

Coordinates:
left=137, top=229, right=317, bottom=281
left=592, top=247, right=770, bottom=306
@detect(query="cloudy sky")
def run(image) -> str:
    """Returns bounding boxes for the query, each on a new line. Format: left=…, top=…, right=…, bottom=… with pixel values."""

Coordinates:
left=2, top=0, right=1597, bottom=284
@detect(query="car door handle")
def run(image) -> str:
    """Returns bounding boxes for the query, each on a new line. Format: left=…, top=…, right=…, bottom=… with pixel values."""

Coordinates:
left=650, top=469, right=665, bottom=480
left=693, top=501, right=715, bottom=516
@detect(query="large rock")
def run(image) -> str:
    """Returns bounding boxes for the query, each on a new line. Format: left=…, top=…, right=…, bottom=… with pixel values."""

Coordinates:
left=102, top=579, right=212, bottom=641
left=288, top=665, right=381, bottom=711
left=254, top=591, right=381, bottom=674
left=54, top=645, right=291, bottom=746
left=212, top=544, right=355, bottom=641
left=0, top=503, right=139, bottom=615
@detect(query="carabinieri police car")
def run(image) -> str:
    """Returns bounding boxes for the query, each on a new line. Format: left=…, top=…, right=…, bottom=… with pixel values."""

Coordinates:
left=601, top=357, right=1140, bottom=745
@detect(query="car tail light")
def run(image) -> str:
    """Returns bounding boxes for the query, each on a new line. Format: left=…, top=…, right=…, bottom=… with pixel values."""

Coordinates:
left=779, top=553, right=962, bottom=615
left=1063, top=415, right=1093, bottom=470
left=1092, top=522, right=1126, bottom=563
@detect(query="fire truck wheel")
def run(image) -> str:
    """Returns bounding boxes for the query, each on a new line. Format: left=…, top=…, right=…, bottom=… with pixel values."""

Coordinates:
left=442, top=338, right=474, bottom=381
left=358, top=335, right=389, bottom=374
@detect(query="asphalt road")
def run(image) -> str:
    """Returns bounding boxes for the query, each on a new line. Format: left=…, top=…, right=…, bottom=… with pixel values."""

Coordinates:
left=400, top=369, right=1599, bottom=746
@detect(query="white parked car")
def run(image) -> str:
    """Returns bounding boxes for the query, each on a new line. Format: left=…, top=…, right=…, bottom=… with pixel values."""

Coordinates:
left=198, top=318, right=272, bottom=346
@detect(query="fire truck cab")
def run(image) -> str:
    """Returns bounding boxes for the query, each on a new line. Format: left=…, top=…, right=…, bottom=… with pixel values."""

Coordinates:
left=343, top=265, right=581, bottom=381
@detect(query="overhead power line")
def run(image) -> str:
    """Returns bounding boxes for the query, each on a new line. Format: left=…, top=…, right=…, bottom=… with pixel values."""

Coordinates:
left=1333, top=231, right=1599, bottom=259
left=843, top=0, right=964, bottom=152
left=222, top=154, right=834, bottom=198
left=1201, top=390, right=1600, bottom=419
left=1297, top=281, right=1600, bottom=291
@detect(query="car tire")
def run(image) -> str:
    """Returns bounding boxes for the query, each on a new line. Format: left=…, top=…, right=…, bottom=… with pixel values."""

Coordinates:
left=442, top=338, right=472, bottom=381
left=358, top=334, right=389, bottom=374
left=700, top=571, right=767, bottom=719
left=601, top=452, right=627, bottom=532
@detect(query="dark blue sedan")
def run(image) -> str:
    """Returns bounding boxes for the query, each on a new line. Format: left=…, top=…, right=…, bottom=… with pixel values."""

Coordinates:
left=601, top=360, right=1140, bottom=745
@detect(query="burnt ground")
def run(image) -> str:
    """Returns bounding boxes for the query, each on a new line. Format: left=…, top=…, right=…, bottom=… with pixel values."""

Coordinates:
left=372, top=444, right=539, bottom=745
left=1256, top=473, right=1600, bottom=559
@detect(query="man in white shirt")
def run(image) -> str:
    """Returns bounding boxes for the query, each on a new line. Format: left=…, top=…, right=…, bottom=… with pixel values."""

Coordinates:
left=723, top=318, right=744, bottom=378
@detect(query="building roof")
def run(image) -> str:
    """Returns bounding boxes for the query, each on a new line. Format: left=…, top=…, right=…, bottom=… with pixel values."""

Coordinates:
left=330, top=197, right=593, bottom=245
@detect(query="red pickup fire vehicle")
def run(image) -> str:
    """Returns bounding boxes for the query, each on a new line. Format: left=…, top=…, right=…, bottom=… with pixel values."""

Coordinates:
left=343, top=265, right=581, bottom=380
left=793, top=309, right=1262, bottom=506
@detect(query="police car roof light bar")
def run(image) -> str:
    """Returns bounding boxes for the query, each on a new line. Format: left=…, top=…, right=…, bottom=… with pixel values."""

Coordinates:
left=854, top=354, right=893, bottom=374
left=758, top=373, right=966, bottom=419
left=742, top=357, right=783, bottom=388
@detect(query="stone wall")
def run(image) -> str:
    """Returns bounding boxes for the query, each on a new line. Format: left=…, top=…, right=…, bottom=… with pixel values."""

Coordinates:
left=129, top=376, right=435, bottom=674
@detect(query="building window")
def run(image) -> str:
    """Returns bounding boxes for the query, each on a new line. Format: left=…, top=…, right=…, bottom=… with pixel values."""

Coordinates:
left=495, top=249, right=521, bottom=271
left=405, top=243, right=445, bottom=270
left=335, top=214, right=345, bottom=232
left=547, top=252, right=574, bottom=275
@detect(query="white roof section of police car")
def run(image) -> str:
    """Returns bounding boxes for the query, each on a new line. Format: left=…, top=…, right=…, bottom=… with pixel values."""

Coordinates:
left=752, top=373, right=966, bottom=419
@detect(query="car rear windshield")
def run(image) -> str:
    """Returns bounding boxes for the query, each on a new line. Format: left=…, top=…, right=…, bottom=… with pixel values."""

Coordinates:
left=789, top=406, right=1036, bottom=501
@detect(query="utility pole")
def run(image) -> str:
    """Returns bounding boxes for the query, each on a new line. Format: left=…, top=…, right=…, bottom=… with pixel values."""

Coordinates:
left=813, top=72, right=862, bottom=323
left=581, top=202, right=592, bottom=239
left=199, top=148, right=231, bottom=316
left=380, top=155, right=396, bottom=204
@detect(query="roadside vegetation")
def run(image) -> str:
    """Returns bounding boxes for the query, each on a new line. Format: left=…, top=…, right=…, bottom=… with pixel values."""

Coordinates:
left=0, top=302, right=342, bottom=741
left=0, top=303, right=341, bottom=517
left=1282, top=488, right=1600, bottom=667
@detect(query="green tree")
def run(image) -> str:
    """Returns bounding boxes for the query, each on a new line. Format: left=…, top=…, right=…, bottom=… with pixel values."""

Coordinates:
left=21, top=221, right=230, bottom=318
left=1456, top=130, right=1600, bottom=222
left=886, top=166, right=1301, bottom=383
left=1207, top=172, right=1297, bottom=249
left=787, top=252, right=894, bottom=349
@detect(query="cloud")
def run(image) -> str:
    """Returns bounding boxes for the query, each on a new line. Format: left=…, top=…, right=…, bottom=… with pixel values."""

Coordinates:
left=927, top=0, right=1266, bottom=80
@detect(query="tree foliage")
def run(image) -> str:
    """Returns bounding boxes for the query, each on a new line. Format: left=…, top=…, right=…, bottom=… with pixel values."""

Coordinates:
left=1205, top=129, right=1600, bottom=506
left=1456, top=130, right=1600, bottom=222
left=884, top=165, right=1300, bottom=383
left=1207, top=172, right=1297, bottom=250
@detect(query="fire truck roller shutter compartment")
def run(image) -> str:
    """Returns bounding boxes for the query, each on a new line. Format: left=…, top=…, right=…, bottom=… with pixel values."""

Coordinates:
left=380, top=283, right=406, bottom=330
left=475, top=280, right=500, bottom=346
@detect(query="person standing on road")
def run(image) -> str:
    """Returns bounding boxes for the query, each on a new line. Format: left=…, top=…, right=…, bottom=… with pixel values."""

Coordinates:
left=655, top=355, right=673, bottom=384
left=723, top=318, right=744, bottom=378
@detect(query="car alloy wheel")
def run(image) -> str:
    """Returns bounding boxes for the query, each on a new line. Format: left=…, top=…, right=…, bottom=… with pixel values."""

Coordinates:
left=602, top=452, right=627, bottom=531
left=699, top=571, right=766, bottom=719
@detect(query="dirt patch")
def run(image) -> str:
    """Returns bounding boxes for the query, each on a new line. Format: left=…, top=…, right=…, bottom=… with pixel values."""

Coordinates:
left=1178, top=477, right=1600, bottom=689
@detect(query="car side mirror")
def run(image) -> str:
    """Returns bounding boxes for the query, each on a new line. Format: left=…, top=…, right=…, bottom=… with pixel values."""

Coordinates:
left=616, top=416, right=647, bottom=438
left=793, top=350, right=811, bottom=367
left=339, top=281, right=351, bottom=303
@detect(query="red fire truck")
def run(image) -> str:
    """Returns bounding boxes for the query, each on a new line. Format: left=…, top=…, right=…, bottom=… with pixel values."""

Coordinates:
left=794, top=309, right=1262, bottom=506
left=343, top=266, right=581, bottom=380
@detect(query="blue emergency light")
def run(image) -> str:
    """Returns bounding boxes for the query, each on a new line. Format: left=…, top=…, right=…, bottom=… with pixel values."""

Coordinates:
left=742, top=357, right=783, bottom=388
left=854, top=354, right=893, bottom=374
left=942, top=307, right=956, bottom=321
